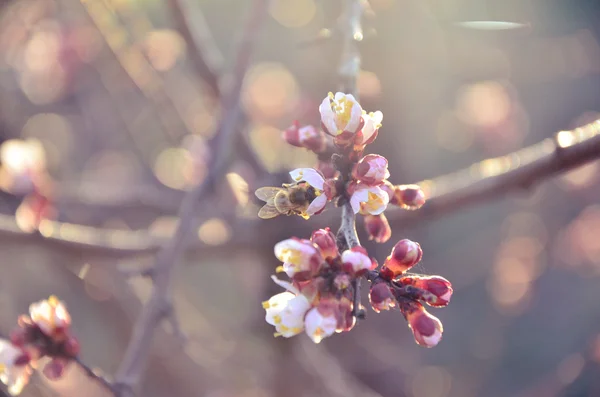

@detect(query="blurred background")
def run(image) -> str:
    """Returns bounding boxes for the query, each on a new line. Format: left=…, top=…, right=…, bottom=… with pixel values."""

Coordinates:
left=0, top=0, right=600, bottom=396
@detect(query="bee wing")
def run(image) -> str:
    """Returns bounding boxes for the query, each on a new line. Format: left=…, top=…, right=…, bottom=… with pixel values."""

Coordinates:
left=255, top=187, right=281, bottom=203
left=258, top=204, right=281, bottom=219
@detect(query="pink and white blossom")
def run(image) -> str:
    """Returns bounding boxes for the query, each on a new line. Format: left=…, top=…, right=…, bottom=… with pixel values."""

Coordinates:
left=352, top=154, right=390, bottom=186
left=289, top=168, right=329, bottom=216
left=350, top=185, right=389, bottom=215
left=282, top=123, right=326, bottom=153
left=319, top=92, right=363, bottom=136
left=28, top=296, right=71, bottom=339
left=274, top=238, right=322, bottom=279
left=406, top=304, right=444, bottom=348
left=356, top=111, right=383, bottom=146
left=0, top=340, right=32, bottom=396
left=263, top=292, right=311, bottom=338
left=304, top=307, right=337, bottom=343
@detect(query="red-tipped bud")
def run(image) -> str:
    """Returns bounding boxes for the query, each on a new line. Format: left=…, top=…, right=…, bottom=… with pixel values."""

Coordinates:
left=335, top=297, right=356, bottom=333
left=390, top=184, right=426, bottom=210
left=404, top=302, right=443, bottom=348
left=341, top=246, right=375, bottom=275
left=397, top=275, right=453, bottom=307
left=351, top=154, right=390, bottom=186
left=63, top=336, right=80, bottom=357
left=10, top=328, right=29, bottom=347
left=322, top=178, right=339, bottom=200
left=382, top=239, right=422, bottom=276
left=282, top=123, right=326, bottom=153
left=369, top=282, right=396, bottom=313
left=43, top=358, right=68, bottom=380
left=317, top=160, right=337, bottom=179
left=310, top=228, right=339, bottom=260
left=364, top=213, right=392, bottom=243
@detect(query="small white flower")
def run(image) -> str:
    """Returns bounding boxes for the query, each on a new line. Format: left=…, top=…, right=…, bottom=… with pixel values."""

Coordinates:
left=341, top=248, right=372, bottom=273
left=319, top=92, right=363, bottom=135
left=262, top=292, right=311, bottom=338
left=288, top=168, right=329, bottom=216
left=29, top=296, right=71, bottom=337
left=350, top=185, right=389, bottom=215
left=274, top=238, right=321, bottom=277
left=0, top=340, right=31, bottom=396
left=304, top=307, right=337, bottom=344
left=357, top=111, right=383, bottom=145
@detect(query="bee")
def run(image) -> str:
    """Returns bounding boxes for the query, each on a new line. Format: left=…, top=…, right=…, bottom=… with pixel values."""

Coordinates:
left=255, top=182, right=317, bottom=219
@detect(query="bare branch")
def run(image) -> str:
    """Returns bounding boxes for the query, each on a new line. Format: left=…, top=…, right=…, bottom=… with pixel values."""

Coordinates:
left=387, top=119, right=600, bottom=226
left=112, top=2, right=269, bottom=395
left=73, top=357, right=116, bottom=394
left=166, top=0, right=222, bottom=97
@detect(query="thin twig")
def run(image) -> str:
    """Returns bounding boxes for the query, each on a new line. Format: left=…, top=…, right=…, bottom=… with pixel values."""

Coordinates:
left=73, top=357, right=116, bottom=394
left=387, top=119, right=600, bottom=226
left=166, top=0, right=222, bottom=97
left=112, top=2, right=268, bottom=395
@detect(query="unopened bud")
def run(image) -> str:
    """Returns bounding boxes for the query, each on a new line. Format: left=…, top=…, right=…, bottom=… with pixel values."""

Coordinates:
left=43, top=358, right=68, bottom=380
left=317, top=160, right=337, bottom=179
left=382, top=239, right=422, bottom=276
left=369, top=282, right=396, bottom=313
left=322, top=178, right=339, bottom=200
left=397, top=275, right=453, bottom=307
left=404, top=302, right=443, bottom=348
left=310, top=228, right=339, bottom=260
left=390, top=184, right=426, bottom=210
left=351, top=154, right=390, bottom=186
left=364, top=213, right=392, bottom=243
left=282, top=123, right=326, bottom=153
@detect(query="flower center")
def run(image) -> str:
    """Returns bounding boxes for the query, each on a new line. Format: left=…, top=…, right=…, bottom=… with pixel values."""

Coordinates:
left=328, top=92, right=353, bottom=130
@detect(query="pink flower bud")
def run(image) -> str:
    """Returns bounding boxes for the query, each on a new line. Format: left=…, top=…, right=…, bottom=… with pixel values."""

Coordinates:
left=42, top=358, right=68, bottom=380
left=363, top=213, right=392, bottom=243
left=352, top=154, right=390, bottom=186
left=369, top=282, right=396, bottom=313
left=397, top=275, right=453, bottom=307
left=282, top=123, right=327, bottom=153
left=317, top=160, right=337, bottom=179
left=341, top=246, right=375, bottom=275
left=390, top=184, right=426, bottom=210
left=322, top=178, right=339, bottom=200
left=310, top=228, right=339, bottom=260
left=335, top=297, right=356, bottom=333
left=382, top=239, right=422, bottom=277
left=405, top=303, right=443, bottom=348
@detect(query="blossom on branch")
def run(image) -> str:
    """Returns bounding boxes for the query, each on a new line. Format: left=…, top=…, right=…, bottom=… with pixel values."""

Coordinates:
left=352, top=154, right=390, bottom=186
left=1, top=296, right=79, bottom=395
left=404, top=302, right=444, bottom=348
left=319, top=92, right=363, bottom=137
left=274, top=238, right=323, bottom=280
left=289, top=168, right=331, bottom=217
left=282, top=123, right=327, bottom=153
left=349, top=184, right=389, bottom=215
left=263, top=292, right=311, bottom=338
left=363, top=213, right=392, bottom=243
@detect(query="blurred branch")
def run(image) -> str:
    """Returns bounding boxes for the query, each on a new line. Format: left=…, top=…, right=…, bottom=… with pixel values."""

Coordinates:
left=387, top=119, right=600, bottom=226
left=73, top=357, right=116, bottom=394
left=112, top=2, right=269, bottom=395
left=166, top=0, right=222, bottom=97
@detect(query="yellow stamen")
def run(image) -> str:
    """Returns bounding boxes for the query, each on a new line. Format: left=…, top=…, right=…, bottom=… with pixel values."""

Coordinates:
left=273, top=332, right=282, bottom=338
left=262, top=301, right=270, bottom=309
left=279, top=325, right=289, bottom=331
left=0, top=364, right=5, bottom=372
left=275, top=265, right=285, bottom=273
left=48, top=295, right=59, bottom=307
left=273, top=315, right=282, bottom=324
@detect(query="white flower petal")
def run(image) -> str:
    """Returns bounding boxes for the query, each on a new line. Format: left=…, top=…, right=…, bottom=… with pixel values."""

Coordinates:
left=304, top=308, right=337, bottom=344
left=306, top=194, right=327, bottom=215
left=350, top=188, right=368, bottom=214
left=341, top=250, right=371, bottom=272
left=270, top=275, right=300, bottom=294
left=319, top=96, right=338, bottom=135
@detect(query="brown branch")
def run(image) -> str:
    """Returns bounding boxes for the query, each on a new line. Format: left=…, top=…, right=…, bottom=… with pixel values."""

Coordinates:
left=112, top=2, right=269, bottom=395
left=166, top=0, right=222, bottom=97
left=387, top=119, right=600, bottom=227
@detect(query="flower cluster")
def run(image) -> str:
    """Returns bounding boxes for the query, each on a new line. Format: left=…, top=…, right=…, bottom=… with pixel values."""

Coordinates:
left=258, top=92, right=425, bottom=243
left=257, top=92, right=453, bottom=347
left=0, top=296, right=78, bottom=395
left=264, top=228, right=373, bottom=343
